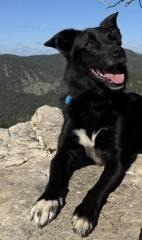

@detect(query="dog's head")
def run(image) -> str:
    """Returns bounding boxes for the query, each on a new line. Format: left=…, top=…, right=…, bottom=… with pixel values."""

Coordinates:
left=44, top=13, right=127, bottom=91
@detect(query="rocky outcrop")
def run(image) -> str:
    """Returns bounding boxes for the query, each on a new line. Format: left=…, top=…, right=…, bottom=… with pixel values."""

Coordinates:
left=0, top=105, right=142, bottom=240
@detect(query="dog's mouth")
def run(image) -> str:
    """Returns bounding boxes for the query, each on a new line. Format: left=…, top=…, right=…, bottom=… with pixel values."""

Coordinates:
left=89, top=64, right=126, bottom=90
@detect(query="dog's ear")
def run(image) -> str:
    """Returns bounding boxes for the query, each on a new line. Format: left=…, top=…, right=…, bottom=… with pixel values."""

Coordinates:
left=44, top=29, right=80, bottom=59
left=100, top=12, right=121, bottom=44
left=100, top=12, right=118, bottom=29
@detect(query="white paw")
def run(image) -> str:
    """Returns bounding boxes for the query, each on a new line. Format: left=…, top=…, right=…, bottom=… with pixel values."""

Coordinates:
left=31, top=198, right=63, bottom=228
left=71, top=215, right=93, bottom=237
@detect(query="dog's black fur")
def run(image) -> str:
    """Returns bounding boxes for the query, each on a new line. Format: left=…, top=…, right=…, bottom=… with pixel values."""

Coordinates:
left=139, top=228, right=142, bottom=240
left=31, top=13, right=142, bottom=237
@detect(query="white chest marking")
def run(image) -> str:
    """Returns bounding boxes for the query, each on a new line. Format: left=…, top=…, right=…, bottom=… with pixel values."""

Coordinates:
left=74, top=128, right=103, bottom=165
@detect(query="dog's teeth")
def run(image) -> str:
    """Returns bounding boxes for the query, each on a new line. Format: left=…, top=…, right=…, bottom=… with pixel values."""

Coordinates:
left=99, top=73, right=105, bottom=78
left=96, top=70, right=104, bottom=78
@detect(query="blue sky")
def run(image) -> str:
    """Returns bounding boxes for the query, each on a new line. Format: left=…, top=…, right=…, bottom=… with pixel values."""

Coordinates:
left=0, top=0, right=142, bottom=55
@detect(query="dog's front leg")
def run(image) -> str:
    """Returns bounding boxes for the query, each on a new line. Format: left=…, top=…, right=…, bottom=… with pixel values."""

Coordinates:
left=31, top=148, right=78, bottom=228
left=72, top=153, right=125, bottom=237
left=31, top=123, right=85, bottom=228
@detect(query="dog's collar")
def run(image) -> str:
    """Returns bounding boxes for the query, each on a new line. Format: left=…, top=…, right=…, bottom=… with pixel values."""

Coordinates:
left=64, top=95, right=72, bottom=105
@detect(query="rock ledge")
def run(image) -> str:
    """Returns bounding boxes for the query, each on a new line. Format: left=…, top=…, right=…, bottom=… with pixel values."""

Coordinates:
left=0, top=105, right=141, bottom=240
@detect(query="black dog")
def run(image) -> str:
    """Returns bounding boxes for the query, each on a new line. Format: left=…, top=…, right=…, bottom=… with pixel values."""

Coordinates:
left=31, top=13, right=142, bottom=237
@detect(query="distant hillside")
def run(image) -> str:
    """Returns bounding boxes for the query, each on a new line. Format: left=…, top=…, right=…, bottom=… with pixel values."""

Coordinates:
left=125, top=49, right=142, bottom=94
left=0, top=54, right=66, bottom=127
left=0, top=54, right=65, bottom=95
left=0, top=50, right=142, bottom=127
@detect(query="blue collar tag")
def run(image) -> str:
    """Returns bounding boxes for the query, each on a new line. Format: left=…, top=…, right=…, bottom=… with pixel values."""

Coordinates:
left=64, top=95, right=72, bottom=105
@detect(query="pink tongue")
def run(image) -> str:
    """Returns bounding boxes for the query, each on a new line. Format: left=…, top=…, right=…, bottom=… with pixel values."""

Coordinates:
left=104, top=73, right=124, bottom=84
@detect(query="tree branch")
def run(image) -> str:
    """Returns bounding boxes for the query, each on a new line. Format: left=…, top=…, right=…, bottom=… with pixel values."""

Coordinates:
left=139, top=0, right=142, bottom=7
left=125, top=0, right=135, bottom=6
left=99, top=0, right=142, bottom=8
left=106, top=0, right=125, bottom=8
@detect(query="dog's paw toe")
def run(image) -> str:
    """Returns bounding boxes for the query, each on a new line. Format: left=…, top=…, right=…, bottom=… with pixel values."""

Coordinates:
left=31, top=198, right=63, bottom=228
left=71, top=214, right=93, bottom=237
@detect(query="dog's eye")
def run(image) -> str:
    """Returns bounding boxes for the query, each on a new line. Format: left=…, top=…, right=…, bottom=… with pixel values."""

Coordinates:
left=85, top=41, right=95, bottom=48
